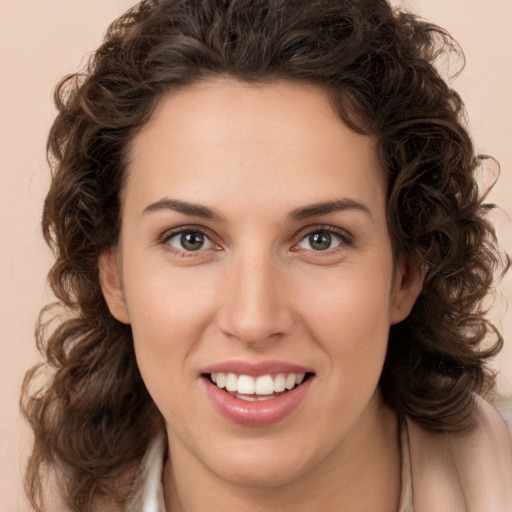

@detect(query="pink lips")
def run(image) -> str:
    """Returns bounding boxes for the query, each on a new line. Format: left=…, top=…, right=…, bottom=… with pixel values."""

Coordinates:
left=202, top=360, right=311, bottom=377
left=201, top=360, right=313, bottom=427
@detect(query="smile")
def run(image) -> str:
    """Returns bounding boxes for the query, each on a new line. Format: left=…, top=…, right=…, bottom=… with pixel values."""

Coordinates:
left=209, top=372, right=307, bottom=400
left=201, top=363, right=314, bottom=426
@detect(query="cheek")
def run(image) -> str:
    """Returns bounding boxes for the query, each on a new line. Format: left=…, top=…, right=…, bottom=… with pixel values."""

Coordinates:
left=125, top=258, right=217, bottom=334
left=122, top=262, right=218, bottom=396
left=299, top=263, right=394, bottom=370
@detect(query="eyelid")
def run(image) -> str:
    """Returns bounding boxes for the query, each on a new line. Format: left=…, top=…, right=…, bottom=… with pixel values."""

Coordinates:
left=157, top=223, right=352, bottom=257
left=159, top=225, right=220, bottom=255
left=292, top=224, right=353, bottom=252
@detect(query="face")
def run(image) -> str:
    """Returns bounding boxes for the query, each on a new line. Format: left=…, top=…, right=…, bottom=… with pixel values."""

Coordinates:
left=100, top=79, right=421, bottom=489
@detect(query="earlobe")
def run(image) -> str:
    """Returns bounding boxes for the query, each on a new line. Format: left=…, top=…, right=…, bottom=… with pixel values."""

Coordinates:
left=390, top=259, right=424, bottom=325
left=98, top=248, right=131, bottom=324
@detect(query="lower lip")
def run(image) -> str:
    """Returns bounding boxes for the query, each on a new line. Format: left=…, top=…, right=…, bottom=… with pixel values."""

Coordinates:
left=203, top=377, right=312, bottom=427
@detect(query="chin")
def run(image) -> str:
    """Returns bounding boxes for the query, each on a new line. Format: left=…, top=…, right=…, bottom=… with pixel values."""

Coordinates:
left=199, top=435, right=321, bottom=489
left=214, top=458, right=310, bottom=489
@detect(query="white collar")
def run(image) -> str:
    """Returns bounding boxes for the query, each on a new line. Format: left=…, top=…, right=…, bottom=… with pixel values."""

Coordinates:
left=124, top=431, right=166, bottom=512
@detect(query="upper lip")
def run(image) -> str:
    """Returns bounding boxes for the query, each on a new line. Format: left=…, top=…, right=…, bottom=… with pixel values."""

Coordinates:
left=201, top=359, right=313, bottom=377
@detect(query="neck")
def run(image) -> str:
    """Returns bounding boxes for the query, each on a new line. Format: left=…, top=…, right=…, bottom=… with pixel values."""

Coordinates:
left=163, top=393, right=401, bottom=512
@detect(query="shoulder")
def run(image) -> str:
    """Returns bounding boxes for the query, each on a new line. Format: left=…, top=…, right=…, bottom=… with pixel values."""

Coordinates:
left=406, top=394, right=512, bottom=512
left=448, top=395, right=512, bottom=509
left=490, top=393, right=512, bottom=435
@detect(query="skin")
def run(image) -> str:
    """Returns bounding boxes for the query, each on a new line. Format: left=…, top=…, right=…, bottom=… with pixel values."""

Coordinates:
left=100, top=78, right=423, bottom=511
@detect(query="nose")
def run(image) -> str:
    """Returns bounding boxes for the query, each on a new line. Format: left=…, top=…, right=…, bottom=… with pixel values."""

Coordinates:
left=216, top=249, right=294, bottom=349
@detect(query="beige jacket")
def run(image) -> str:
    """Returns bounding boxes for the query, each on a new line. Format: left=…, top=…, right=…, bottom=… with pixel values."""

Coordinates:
left=125, top=395, right=512, bottom=512
left=405, top=395, right=512, bottom=511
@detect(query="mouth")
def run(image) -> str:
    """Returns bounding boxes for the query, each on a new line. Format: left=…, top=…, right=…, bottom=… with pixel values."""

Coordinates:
left=203, top=371, right=314, bottom=401
left=200, top=361, right=315, bottom=426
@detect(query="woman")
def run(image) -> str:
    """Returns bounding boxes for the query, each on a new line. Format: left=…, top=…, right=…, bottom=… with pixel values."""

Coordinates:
left=21, top=0, right=512, bottom=511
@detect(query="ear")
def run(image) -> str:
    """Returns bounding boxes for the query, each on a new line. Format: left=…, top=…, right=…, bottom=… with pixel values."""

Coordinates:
left=390, top=257, right=424, bottom=325
left=98, top=247, right=131, bottom=324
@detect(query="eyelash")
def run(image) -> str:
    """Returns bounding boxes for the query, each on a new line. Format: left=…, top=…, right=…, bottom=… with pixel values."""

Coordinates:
left=160, top=226, right=219, bottom=257
left=293, top=225, right=353, bottom=254
left=159, top=224, right=353, bottom=257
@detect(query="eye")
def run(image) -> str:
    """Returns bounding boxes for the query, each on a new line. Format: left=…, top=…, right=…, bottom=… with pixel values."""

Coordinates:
left=165, top=230, right=215, bottom=252
left=297, top=229, right=345, bottom=251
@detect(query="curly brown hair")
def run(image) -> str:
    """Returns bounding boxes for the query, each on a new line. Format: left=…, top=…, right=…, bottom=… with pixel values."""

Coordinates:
left=21, top=0, right=506, bottom=510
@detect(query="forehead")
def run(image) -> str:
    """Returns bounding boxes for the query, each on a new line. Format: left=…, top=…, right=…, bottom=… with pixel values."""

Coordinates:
left=124, top=78, right=386, bottom=219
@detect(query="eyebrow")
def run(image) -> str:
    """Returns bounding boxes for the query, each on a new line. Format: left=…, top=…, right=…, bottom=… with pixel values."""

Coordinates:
left=142, top=198, right=225, bottom=222
left=142, top=197, right=372, bottom=223
left=287, top=199, right=373, bottom=222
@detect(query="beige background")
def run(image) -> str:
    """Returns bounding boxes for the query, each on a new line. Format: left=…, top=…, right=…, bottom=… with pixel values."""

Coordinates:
left=1, top=1, right=511, bottom=510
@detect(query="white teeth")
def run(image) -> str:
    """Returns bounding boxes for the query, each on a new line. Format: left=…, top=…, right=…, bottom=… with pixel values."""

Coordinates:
left=226, top=373, right=238, bottom=392
left=209, top=372, right=309, bottom=395
left=237, top=375, right=255, bottom=395
left=274, top=374, right=286, bottom=392
left=255, top=375, right=274, bottom=395
left=285, top=374, right=296, bottom=390
left=216, top=372, right=226, bottom=389
left=235, top=393, right=275, bottom=402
